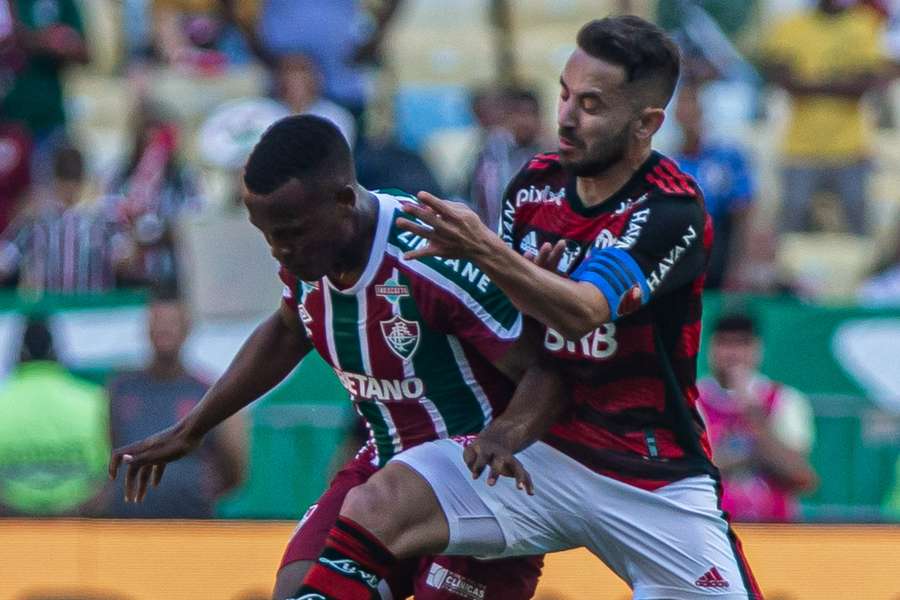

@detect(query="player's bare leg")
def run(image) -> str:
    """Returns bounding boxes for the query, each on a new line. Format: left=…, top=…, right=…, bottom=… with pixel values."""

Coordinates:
left=295, top=463, right=449, bottom=599
left=273, top=560, right=313, bottom=600
left=341, top=462, right=449, bottom=557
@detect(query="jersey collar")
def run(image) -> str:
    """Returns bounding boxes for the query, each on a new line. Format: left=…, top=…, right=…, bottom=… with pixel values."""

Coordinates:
left=325, top=191, right=397, bottom=295
left=564, top=150, right=663, bottom=217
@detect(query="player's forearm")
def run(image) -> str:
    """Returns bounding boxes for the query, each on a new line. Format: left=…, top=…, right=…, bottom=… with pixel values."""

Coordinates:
left=473, top=236, right=609, bottom=339
left=480, top=360, right=568, bottom=453
left=182, top=312, right=310, bottom=440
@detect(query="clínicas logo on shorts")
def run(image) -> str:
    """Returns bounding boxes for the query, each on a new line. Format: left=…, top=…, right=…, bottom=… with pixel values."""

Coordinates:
left=425, top=563, right=487, bottom=600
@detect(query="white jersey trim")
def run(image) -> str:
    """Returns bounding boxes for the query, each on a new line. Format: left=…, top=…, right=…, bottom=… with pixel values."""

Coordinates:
left=384, top=245, right=522, bottom=341
left=447, top=335, right=493, bottom=425
left=325, top=192, right=400, bottom=295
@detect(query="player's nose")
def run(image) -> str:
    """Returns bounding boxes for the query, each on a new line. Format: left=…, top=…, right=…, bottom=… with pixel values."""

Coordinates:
left=557, top=98, right=577, bottom=129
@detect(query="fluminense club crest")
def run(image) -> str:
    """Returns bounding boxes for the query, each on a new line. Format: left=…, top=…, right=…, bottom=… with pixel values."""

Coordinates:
left=375, top=277, right=410, bottom=304
left=380, top=315, right=420, bottom=361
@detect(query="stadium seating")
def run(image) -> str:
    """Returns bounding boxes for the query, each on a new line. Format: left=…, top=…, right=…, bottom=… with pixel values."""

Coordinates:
left=777, top=233, right=878, bottom=300
left=393, top=84, right=475, bottom=151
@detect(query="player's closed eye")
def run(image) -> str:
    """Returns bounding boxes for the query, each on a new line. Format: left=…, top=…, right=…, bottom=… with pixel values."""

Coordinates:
left=579, top=96, right=601, bottom=113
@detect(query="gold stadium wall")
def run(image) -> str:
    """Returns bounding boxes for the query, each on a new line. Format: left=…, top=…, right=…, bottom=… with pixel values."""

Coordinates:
left=1, top=520, right=898, bottom=600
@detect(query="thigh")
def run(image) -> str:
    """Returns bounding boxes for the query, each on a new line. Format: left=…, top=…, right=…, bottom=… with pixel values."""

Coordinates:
left=391, top=437, right=585, bottom=559
left=412, top=554, right=544, bottom=600
left=583, top=475, right=761, bottom=599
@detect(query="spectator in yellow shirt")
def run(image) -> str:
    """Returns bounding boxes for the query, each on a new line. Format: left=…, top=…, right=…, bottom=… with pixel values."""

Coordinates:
left=759, top=0, right=889, bottom=236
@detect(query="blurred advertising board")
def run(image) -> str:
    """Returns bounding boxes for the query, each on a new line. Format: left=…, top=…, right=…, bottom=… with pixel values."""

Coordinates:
left=1, top=520, right=898, bottom=600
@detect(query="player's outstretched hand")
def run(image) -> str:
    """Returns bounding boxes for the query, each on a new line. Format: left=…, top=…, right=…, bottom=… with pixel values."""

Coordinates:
left=527, top=240, right=567, bottom=273
left=396, top=192, right=494, bottom=261
left=463, top=433, right=534, bottom=495
left=108, top=424, right=201, bottom=503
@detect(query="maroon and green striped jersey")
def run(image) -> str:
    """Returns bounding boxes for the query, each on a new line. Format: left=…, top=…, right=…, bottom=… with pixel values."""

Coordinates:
left=280, top=191, right=521, bottom=466
left=502, top=151, right=717, bottom=490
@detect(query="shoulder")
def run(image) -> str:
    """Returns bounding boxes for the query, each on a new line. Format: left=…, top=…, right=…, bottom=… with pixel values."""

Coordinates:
left=381, top=195, right=493, bottom=297
left=645, top=155, right=703, bottom=200
left=382, top=189, right=423, bottom=251
left=397, top=252, right=497, bottom=305
left=640, top=188, right=707, bottom=231
left=502, top=152, right=568, bottom=230
left=510, top=152, right=566, bottom=186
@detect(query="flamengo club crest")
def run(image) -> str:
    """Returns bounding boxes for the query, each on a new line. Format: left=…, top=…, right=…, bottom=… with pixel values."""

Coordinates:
left=380, top=315, right=420, bottom=361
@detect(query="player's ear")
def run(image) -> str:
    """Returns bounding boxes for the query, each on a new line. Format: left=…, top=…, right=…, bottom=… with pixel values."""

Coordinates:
left=634, top=107, right=665, bottom=141
left=334, top=185, right=356, bottom=209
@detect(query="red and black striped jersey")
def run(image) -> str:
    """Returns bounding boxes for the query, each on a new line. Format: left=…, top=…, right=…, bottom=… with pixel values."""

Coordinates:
left=501, top=151, right=717, bottom=490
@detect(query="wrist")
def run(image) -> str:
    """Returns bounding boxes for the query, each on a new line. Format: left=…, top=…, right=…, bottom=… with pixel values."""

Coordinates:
left=177, top=413, right=207, bottom=443
left=471, top=231, right=508, bottom=268
left=481, top=419, right=527, bottom=449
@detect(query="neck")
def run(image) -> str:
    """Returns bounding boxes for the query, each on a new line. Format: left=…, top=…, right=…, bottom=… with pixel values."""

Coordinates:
left=329, top=186, right=379, bottom=289
left=575, top=144, right=652, bottom=208
left=149, top=357, right=184, bottom=379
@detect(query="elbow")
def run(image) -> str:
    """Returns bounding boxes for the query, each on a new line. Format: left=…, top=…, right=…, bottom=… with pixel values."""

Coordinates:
left=556, top=320, right=594, bottom=342
left=556, top=305, right=605, bottom=340
left=551, top=282, right=612, bottom=340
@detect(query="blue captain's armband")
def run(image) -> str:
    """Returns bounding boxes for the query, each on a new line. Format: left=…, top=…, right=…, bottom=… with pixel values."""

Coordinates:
left=571, top=247, right=650, bottom=318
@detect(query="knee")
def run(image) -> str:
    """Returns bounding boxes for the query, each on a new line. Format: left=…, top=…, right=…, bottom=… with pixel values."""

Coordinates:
left=342, top=475, right=399, bottom=528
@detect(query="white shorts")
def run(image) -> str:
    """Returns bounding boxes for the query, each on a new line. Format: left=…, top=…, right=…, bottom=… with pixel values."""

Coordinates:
left=392, top=438, right=760, bottom=600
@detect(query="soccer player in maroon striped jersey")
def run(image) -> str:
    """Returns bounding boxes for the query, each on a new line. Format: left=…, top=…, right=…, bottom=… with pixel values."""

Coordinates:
left=108, top=115, right=544, bottom=600
left=296, top=16, right=763, bottom=600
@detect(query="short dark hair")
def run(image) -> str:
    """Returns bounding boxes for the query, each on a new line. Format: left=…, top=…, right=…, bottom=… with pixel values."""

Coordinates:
left=712, top=313, right=758, bottom=337
left=243, top=115, right=353, bottom=195
left=576, top=16, right=681, bottom=108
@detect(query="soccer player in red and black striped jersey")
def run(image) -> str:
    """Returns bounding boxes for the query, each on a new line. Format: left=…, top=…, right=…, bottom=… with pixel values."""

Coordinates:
left=295, top=15, right=763, bottom=600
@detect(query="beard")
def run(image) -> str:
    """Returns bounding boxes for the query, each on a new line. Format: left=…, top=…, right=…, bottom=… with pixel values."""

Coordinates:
left=559, top=122, right=630, bottom=177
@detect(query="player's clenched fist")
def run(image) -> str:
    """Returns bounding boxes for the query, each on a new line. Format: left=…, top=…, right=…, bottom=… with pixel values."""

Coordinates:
left=463, top=432, right=534, bottom=495
left=108, top=423, right=201, bottom=503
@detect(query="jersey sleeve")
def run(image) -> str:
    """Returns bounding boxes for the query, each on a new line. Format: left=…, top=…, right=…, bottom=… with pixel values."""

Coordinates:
left=411, top=258, right=523, bottom=364
left=570, top=195, right=707, bottom=320
left=443, top=282, right=522, bottom=364
left=498, top=161, right=529, bottom=245
left=278, top=265, right=298, bottom=310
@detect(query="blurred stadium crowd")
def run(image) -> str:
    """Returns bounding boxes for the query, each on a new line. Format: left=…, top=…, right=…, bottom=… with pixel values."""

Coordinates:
left=1, top=0, right=899, bottom=524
